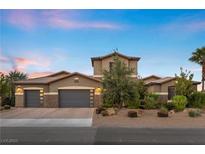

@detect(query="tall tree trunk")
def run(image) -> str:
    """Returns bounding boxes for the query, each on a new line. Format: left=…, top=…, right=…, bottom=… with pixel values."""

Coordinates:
left=202, top=62, right=205, bottom=92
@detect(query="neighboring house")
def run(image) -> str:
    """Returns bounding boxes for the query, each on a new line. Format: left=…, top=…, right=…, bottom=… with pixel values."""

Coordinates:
left=15, top=52, right=200, bottom=108
left=143, top=76, right=199, bottom=102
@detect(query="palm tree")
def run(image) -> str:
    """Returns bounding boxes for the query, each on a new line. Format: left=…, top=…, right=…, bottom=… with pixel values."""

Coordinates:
left=189, top=47, right=205, bottom=92
left=6, top=70, right=27, bottom=106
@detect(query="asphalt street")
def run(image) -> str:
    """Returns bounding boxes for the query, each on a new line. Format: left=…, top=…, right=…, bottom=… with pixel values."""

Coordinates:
left=1, top=127, right=205, bottom=145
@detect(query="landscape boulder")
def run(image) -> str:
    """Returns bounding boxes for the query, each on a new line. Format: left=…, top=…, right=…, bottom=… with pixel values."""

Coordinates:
left=128, top=110, right=138, bottom=118
left=96, top=107, right=105, bottom=114
left=101, top=108, right=116, bottom=116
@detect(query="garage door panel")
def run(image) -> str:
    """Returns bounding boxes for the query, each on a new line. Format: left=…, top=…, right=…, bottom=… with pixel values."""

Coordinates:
left=59, top=90, right=90, bottom=108
left=25, top=90, right=40, bottom=107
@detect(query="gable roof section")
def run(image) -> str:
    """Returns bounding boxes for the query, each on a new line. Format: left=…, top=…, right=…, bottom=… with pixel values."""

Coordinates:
left=91, top=51, right=141, bottom=66
left=15, top=72, right=101, bottom=85
left=46, top=71, right=70, bottom=77
left=14, top=71, right=70, bottom=85
left=142, top=75, right=161, bottom=81
left=146, top=77, right=201, bottom=86
left=49, top=72, right=102, bottom=84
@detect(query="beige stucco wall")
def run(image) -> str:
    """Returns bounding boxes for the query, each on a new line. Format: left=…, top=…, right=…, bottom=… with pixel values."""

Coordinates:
left=143, top=77, right=160, bottom=84
left=161, top=80, right=176, bottom=92
left=93, top=56, right=138, bottom=76
left=49, top=75, right=102, bottom=92
left=93, top=60, right=102, bottom=75
left=147, top=85, right=161, bottom=93
left=102, top=56, right=129, bottom=72
left=129, top=60, right=137, bottom=75
left=15, top=84, right=49, bottom=93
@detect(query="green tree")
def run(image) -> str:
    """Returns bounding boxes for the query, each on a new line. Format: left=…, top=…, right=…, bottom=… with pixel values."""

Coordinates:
left=175, top=67, right=194, bottom=98
left=189, top=46, right=205, bottom=92
left=0, top=73, right=10, bottom=105
left=102, top=56, right=140, bottom=108
left=6, top=70, right=27, bottom=106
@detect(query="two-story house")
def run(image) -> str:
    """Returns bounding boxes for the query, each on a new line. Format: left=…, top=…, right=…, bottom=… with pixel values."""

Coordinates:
left=14, top=52, right=200, bottom=108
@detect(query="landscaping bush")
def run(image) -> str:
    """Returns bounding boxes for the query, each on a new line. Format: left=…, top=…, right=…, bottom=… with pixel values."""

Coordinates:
left=188, top=109, right=202, bottom=117
left=188, top=92, right=205, bottom=108
left=128, top=111, right=138, bottom=118
left=4, top=104, right=10, bottom=110
left=172, top=95, right=187, bottom=112
left=144, top=93, right=159, bottom=109
left=127, top=100, right=140, bottom=109
left=164, top=102, right=175, bottom=111
left=157, top=107, right=168, bottom=117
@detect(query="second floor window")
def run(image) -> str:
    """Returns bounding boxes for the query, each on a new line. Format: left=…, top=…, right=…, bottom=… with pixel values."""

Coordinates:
left=109, top=62, right=114, bottom=71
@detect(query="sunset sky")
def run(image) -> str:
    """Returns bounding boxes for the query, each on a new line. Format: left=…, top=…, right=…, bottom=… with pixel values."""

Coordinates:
left=0, top=10, right=205, bottom=80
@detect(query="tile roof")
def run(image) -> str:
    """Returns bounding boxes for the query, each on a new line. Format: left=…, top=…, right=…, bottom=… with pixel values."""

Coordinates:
left=91, top=51, right=140, bottom=66
left=145, top=77, right=201, bottom=85
left=15, top=71, right=101, bottom=85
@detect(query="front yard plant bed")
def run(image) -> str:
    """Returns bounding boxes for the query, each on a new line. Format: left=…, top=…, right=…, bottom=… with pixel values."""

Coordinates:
left=93, top=108, right=205, bottom=128
left=101, top=108, right=117, bottom=116
left=157, top=107, right=169, bottom=117
left=96, top=107, right=105, bottom=114
left=188, top=109, right=202, bottom=117
left=4, top=105, right=11, bottom=110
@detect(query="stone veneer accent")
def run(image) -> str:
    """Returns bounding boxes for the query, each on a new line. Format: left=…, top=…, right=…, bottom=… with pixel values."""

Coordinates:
left=15, top=94, right=24, bottom=107
left=94, top=94, right=103, bottom=107
left=44, top=94, right=58, bottom=108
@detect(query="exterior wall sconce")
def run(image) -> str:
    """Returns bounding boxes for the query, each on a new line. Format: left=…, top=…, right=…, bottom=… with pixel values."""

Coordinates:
left=95, top=87, right=102, bottom=95
left=16, top=87, right=23, bottom=94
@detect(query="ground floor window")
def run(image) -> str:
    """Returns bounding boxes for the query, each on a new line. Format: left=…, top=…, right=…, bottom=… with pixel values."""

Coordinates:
left=168, top=86, right=176, bottom=100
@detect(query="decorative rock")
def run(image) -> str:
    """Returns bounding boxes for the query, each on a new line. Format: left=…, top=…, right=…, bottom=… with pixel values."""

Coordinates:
left=106, top=108, right=116, bottom=116
left=96, top=107, right=105, bottom=114
left=101, top=110, right=109, bottom=116
left=128, top=111, right=138, bottom=118
left=157, top=112, right=168, bottom=117
left=4, top=105, right=10, bottom=110
left=169, top=110, right=175, bottom=115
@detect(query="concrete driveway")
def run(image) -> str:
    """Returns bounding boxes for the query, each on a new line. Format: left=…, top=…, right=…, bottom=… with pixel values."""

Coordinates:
left=0, top=108, right=94, bottom=127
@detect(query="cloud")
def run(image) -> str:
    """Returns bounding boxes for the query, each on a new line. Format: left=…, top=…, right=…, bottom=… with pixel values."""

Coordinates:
left=4, top=10, right=121, bottom=30
left=12, top=56, right=50, bottom=72
left=160, top=12, right=205, bottom=34
left=47, top=16, right=120, bottom=30
left=0, top=51, right=51, bottom=73
left=28, top=71, right=53, bottom=79
left=7, top=10, right=36, bottom=30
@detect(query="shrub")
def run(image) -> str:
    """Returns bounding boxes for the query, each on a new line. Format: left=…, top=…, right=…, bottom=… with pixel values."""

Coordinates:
left=188, top=92, right=205, bottom=108
left=144, top=93, right=159, bottom=109
left=172, top=95, right=187, bottom=112
left=128, top=111, right=138, bottom=118
left=4, top=105, right=10, bottom=110
left=127, top=100, right=140, bottom=109
left=188, top=109, right=202, bottom=117
left=157, top=107, right=168, bottom=117
left=164, top=102, right=175, bottom=111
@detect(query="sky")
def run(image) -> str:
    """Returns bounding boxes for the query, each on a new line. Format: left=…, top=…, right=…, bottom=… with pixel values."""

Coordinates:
left=0, top=9, right=205, bottom=80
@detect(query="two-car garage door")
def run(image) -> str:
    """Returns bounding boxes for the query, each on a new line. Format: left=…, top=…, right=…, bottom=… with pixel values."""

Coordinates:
left=24, top=89, right=91, bottom=108
left=59, top=90, right=90, bottom=108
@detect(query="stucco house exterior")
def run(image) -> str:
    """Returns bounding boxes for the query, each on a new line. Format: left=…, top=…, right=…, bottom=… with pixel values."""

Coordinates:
left=14, top=52, right=200, bottom=108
